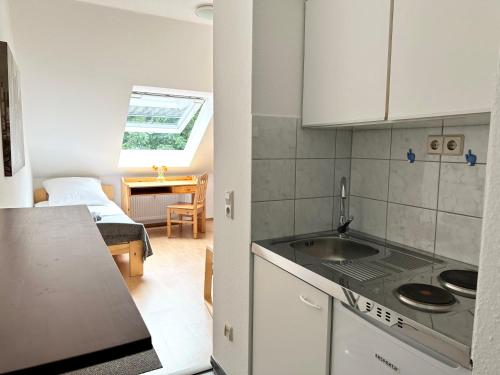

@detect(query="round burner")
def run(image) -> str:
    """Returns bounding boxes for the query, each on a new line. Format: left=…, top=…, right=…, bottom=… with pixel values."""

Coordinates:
left=438, top=270, right=477, bottom=298
left=396, top=283, right=456, bottom=312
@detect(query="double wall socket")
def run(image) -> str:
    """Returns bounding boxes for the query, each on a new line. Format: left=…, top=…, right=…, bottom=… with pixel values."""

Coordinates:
left=427, top=135, right=464, bottom=156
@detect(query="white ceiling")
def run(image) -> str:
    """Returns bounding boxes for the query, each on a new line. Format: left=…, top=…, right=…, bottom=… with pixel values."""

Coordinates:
left=75, top=0, right=213, bottom=25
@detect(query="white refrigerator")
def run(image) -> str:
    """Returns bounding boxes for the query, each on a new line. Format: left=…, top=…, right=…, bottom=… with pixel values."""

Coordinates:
left=331, top=300, right=471, bottom=375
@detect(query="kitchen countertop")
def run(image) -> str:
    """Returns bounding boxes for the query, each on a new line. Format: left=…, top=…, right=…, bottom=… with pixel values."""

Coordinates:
left=252, top=229, right=477, bottom=369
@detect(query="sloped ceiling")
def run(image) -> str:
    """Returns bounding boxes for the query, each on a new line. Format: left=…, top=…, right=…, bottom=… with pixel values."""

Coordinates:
left=8, top=0, right=213, bottom=178
left=76, top=0, right=213, bottom=25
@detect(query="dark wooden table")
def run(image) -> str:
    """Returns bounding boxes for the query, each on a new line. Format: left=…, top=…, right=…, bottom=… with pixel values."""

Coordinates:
left=0, top=206, right=152, bottom=374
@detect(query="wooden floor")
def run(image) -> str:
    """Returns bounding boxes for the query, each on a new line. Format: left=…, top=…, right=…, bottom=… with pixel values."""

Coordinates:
left=114, top=221, right=213, bottom=375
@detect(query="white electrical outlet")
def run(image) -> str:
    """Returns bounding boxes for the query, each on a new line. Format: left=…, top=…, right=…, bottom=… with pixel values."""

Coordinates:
left=427, top=135, right=443, bottom=154
left=443, top=135, right=464, bottom=156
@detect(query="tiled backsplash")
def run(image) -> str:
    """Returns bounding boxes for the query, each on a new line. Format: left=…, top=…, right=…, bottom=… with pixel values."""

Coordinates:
left=251, top=114, right=489, bottom=266
left=349, top=122, right=489, bottom=265
left=251, top=115, right=352, bottom=241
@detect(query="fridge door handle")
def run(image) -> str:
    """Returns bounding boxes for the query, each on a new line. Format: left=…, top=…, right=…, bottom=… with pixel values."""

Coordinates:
left=299, top=295, right=322, bottom=310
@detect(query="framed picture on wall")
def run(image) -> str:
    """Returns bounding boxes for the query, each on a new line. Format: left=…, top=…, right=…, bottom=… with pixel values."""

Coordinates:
left=0, top=41, right=25, bottom=177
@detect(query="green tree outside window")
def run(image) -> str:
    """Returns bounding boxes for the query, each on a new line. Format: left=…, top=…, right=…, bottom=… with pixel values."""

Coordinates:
left=122, top=108, right=200, bottom=151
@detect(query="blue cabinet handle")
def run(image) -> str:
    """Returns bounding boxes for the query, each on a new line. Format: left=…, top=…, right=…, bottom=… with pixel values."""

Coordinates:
left=407, top=149, right=416, bottom=163
left=465, top=150, right=477, bottom=166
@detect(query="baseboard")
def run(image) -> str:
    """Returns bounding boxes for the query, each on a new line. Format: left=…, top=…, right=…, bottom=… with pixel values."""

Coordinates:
left=172, top=363, right=212, bottom=375
left=143, top=222, right=167, bottom=228
left=210, top=356, right=227, bottom=375
left=143, top=217, right=213, bottom=228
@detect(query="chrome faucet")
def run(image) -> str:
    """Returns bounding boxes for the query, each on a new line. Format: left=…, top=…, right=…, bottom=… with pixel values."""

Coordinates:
left=337, top=176, right=353, bottom=236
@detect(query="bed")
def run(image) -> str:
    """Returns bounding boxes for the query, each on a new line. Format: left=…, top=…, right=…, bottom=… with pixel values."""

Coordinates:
left=34, top=182, right=152, bottom=277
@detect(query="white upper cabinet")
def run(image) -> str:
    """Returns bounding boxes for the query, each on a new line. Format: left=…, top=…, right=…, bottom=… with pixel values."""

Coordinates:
left=389, top=0, right=500, bottom=120
left=302, top=0, right=392, bottom=126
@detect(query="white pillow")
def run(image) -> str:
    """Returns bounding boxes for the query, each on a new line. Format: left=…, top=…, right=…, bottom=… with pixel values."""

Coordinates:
left=43, top=177, right=110, bottom=206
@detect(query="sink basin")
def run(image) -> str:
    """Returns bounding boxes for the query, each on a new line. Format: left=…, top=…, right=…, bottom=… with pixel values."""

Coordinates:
left=291, top=237, right=379, bottom=263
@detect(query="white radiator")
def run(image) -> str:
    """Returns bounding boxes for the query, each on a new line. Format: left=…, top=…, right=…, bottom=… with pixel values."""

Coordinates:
left=130, top=194, right=191, bottom=224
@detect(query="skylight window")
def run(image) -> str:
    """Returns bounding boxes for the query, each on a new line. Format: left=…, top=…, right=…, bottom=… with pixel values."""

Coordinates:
left=126, top=92, right=204, bottom=134
left=119, top=86, right=213, bottom=168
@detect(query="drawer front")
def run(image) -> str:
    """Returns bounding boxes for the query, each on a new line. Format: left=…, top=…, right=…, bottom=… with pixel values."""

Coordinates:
left=171, top=186, right=196, bottom=194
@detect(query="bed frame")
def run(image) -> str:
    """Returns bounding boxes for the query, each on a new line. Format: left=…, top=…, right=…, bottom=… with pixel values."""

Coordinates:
left=34, top=185, right=144, bottom=277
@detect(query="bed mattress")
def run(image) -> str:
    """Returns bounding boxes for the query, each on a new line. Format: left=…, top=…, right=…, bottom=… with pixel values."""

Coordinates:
left=35, top=200, right=153, bottom=259
left=35, top=200, right=124, bottom=216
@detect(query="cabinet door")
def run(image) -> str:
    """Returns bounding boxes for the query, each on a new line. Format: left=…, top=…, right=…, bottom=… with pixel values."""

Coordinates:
left=389, top=0, right=500, bottom=120
left=252, top=256, right=331, bottom=375
left=302, top=0, right=392, bottom=126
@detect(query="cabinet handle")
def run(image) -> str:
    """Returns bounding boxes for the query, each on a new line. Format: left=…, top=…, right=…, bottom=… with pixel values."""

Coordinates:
left=299, top=295, right=322, bottom=310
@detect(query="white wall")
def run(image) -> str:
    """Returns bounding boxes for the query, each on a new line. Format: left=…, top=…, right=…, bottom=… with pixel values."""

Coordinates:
left=211, top=1, right=305, bottom=372
left=212, top=0, right=253, bottom=373
left=0, top=0, right=33, bottom=208
left=8, top=0, right=213, bottom=213
left=472, top=56, right=500, bottom=374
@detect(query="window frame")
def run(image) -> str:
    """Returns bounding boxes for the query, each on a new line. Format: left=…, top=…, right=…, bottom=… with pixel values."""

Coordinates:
left=119, top=86, right=213, bottom=168
left=125, top=92, right=205, bottom=134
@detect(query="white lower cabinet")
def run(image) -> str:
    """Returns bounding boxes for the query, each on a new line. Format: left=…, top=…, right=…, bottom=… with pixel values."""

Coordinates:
left=252, top=256, right=332, bottom=375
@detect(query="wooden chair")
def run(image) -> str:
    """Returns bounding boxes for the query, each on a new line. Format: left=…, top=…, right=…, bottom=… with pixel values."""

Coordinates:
left=204, top=245, right=213, bottom=316
left=167, top=173, right=208, bottom=239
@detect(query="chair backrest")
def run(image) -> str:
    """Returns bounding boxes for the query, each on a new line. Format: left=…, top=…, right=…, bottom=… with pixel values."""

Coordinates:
left=194, top=173, right=209, bottom=209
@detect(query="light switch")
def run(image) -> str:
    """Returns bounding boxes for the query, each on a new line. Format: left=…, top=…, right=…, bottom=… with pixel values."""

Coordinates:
left=225, top=190, right=234, bottom=219
left=224, top=324, right=234, bottom=341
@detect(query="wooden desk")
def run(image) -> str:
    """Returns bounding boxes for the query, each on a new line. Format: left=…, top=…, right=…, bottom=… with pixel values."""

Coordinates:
left=0, top=206, right=152, bottom=374
left=121, top=176, right=198, bottom=217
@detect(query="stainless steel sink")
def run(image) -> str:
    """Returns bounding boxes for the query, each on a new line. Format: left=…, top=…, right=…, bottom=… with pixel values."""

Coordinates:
left=290, top=237, right=379, bottom=263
